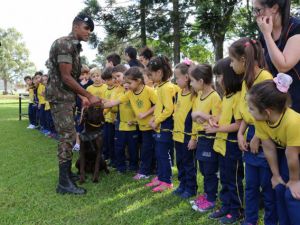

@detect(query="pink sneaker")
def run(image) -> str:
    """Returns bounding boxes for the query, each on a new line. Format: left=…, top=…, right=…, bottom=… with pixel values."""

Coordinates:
left=192, top=199, right=215, bottom=212
left=133, top=173, right=150, bottom=180
left=189, top=193, right=207, bottom=205
left=152, top=181, right=173, bottom=192
left=145, top=176, right=161, bottom=187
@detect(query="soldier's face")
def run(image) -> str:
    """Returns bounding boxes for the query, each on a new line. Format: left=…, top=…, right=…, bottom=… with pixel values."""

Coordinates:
left=74, top=23, right=91, bottom=42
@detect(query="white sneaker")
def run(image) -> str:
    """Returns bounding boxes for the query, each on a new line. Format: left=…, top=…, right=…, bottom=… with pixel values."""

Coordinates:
left=27, top=124, right=36, bottom=129
left=72, top=144, right=80, bottom=152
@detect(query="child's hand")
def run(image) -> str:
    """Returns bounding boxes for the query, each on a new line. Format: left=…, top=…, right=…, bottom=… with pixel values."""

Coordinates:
left=237, top=133, right=248, bottom=151
left=127, top=121, right=136, bottom=126
left=208, top=116, right=219, bottom=128
left=138, top=112, right=147, bottom=119
left=150, top=121, right=158, bottom=130
left=196, top=117, right=205, bottom=124
left=286, top=180, right=300, bottom=200
left=38, top=104, right=41, bottom=109
left=187, top=139, right=197, bottom=150
left=271, top=175, right=285, bottom=189
left=204, top=124, right=218, bottom=134
left=250, top=136, right=260, bottom=154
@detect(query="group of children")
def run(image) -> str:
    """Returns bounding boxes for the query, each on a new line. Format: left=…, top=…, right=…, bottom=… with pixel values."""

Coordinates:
left=24, top=72, right=56, bottom=138
left=25, top=40, right=300, bottom=225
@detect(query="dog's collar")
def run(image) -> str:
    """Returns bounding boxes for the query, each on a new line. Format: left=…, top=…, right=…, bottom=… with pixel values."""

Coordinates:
left=80, top=130, right=102, bottom=142
left=87, top=122, right=103, bottom=128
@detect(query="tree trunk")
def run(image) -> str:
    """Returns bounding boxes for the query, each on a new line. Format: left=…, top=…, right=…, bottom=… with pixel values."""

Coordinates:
left=213, top=36, right=224, bottom=61
left=3, top=78, right=8, bottom=95
left=140, top=0, right=147, bottom=46
left=172, top=0, right=180, bottom=65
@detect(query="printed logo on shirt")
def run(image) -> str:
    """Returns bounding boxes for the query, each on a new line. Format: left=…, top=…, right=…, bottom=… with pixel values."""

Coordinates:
left=136, top=99, right=144, bottom=109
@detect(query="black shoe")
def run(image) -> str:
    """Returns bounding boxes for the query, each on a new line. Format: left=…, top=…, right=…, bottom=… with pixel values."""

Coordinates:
left=67, top=162, right=80, bottom=182
left=56, top=161, right=86, bottom=195
left=209, top=208, right=229, bottom=219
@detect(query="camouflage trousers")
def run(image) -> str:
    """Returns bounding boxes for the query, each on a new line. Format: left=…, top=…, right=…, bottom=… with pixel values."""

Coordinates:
left=50, top=102, right=76, bottom=164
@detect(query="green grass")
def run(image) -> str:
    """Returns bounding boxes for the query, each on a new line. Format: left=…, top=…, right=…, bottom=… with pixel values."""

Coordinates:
left=0, top=98, right=263, bottom=225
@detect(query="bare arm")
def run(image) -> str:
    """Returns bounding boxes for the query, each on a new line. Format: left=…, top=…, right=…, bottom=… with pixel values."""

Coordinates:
left=237, top=120, right=248, bottom=151
left=60, top=63, right=93, bottom=99
left=286, top=146, right=300, bottom=182
left=258, top=16, right=300, bottom=72
left=102, top=100, right=121, bottom=109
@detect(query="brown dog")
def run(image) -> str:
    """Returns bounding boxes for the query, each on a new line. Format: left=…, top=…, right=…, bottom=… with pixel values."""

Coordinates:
left=75, top=106, right=109, bottom=183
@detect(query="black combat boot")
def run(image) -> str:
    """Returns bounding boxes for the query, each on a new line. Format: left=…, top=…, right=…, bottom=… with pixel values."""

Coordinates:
left=68, top=162, right=80, bottom=183
left=56, top=161, right=86, bottom=195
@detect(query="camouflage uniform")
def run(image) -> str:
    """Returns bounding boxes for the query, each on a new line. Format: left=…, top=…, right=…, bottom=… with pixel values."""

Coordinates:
left=45, top=33, right=82, bottom=164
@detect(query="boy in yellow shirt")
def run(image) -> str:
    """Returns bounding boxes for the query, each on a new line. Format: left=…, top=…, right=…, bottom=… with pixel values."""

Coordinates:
left=111, top=65, right=139, bottom=173
left=102, top=67, right=117, bottom=166
left=24, top=76, right=37, bottom=129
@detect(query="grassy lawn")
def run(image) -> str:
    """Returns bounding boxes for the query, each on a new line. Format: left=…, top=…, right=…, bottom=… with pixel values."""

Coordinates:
left=0, top=96, right=263, bottom=225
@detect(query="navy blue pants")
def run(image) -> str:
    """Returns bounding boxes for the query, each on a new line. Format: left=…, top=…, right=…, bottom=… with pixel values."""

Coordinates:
left=28, top=103, right=37, bottom=125
left=197, top=132, right=219, bottom=202
left=198, top=160, right=218, bottom=202
left=175, top=141, right=197, bottom=194
left=103, top=123, right=115, bottom=163
left=114, top=130, right=139, bottom=172
left=45, top=110, right=55, bottom=133
left=219, top=154, right=244, bottom=216
left=139, top=130, right=155, bottom=176
left=38, top=104, right=46, bottom=129
left=274, top=150, right=300, bottom=225
left=244, top=163, right=277, bottom=225
left=155, top=139, right=173, bottom=184
left=285, top=188, right=300, bottom=225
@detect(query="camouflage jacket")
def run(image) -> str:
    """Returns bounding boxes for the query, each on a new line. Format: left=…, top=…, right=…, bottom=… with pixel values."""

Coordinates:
left=45, top=33, right=82, bottom=103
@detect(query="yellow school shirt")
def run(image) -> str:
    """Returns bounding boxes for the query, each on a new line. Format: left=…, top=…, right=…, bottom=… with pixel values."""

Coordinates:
left=112, top=86, right=137, bottom=131
left=255, top=108, right=300, bottom=147
left=213, top=92, right=242, bottom=156
left=192, top=90, right=221, bottom=132
left=37, top=83, right=46, bottom=104
left=28, top=88, right=34, bottom=103
left=103, top=86, right=116, bottom=123
left=173, top=90, right=196, bottom=143
left=45, top=101, right=51, bottom=111
left=239, top=70, right=273, bottom=125
left=86, top=84, right=107, bottom=99
left=120, top=85, right=157, bottom=131
left=154, top=81, right=177, bottom=125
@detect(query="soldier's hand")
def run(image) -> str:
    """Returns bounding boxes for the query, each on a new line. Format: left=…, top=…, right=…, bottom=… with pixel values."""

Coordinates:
left=88, top=95, right=102, bottom=106
left=81, top=96, right=90, bottom=108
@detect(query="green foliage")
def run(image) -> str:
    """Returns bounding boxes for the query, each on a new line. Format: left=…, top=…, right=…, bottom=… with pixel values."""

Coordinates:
left=0, top=28, right=35, bottom=86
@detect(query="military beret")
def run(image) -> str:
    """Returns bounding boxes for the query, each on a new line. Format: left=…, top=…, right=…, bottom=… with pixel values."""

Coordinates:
left=74, top=13, right=94, bottom=32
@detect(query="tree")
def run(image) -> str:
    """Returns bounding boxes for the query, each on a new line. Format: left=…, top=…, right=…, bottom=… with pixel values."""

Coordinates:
left=194, top=0, right=240, bottom=61
left=0, top=28, right=35, bottom=94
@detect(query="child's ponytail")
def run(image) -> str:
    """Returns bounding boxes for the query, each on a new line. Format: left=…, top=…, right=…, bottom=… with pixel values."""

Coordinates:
left=147, top=55, right=172, bottom=82
left=229, top=37, right=265, bottom=89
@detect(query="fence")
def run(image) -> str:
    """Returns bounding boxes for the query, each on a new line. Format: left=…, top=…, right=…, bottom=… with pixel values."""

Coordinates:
left=19, top=93, right=29, bottom=120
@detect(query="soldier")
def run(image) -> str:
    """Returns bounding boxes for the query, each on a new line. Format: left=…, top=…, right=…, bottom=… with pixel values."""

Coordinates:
left=45, top=13, right=100, bottom=195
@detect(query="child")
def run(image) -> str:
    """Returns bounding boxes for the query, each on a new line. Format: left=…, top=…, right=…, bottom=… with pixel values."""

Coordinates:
left=172, top=61, right=197, bottom=198
left=42, top=74, right=56, bottom=138
left=24, top=76, right=37, bottom=129
left=103, top=66, right=157, bottom=180
left=139, top=47, right=154, bottom=67
left=229, top=37, right=277, bottom=225
left=248, top=73, right=300, bottom=225
left=73, top=65, right=92, bottom=152
left=147, top=55, right=177, bottom=192
left=86, top=67, right=106, bottom=99
left=189, top=64, right=221, bottom=212
left=41, top=74, right=53, bottom=136
left=111, top=64, right=139, bottom=173
left=206, top=57, right=244, bottom=223
left=106, top=53, right=121, bottom=67
left=101, top=67, right=116, bottom=166
left=32, top=75, right=40, bottom=128
left=35, top=71, right=46, bottom=132
left=125, top=46, right=144, bottom=68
